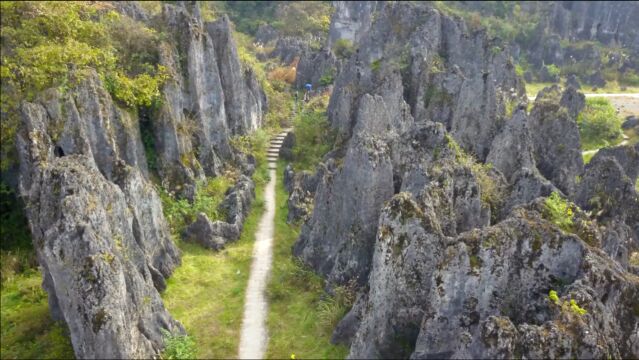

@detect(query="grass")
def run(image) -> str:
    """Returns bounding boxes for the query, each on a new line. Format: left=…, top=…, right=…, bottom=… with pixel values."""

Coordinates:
left=161, top=129, right=272, bottom=359
left=161, top=183, right=265, bottom=359
left=0, top=269, right=74, bottom=359
left=265, top=160, right=349, bottom=359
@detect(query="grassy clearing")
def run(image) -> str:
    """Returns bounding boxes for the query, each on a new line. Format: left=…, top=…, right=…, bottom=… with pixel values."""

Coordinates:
left=161, top=182, right=265, bottom=359
left=265, top=160, right=349, bottom=359
left=1, top=269, right=74, bottom=359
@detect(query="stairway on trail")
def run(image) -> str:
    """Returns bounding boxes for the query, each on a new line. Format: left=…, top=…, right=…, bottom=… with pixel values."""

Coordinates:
left=238, top=129, right=291, bottom=360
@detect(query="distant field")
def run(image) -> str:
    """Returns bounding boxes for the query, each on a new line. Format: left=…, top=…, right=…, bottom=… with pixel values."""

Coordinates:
left=526, top=81, right=639, bottom=98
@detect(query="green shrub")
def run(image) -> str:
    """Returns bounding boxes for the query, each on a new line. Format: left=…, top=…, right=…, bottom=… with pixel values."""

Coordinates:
left=292, top=98, right=336, bottom=171
left=548, top=290, right=559, bottom=304
left=370, top=59, right=382, bottom=73
left=543, top=192, right=574, bottom=232
left=569, top=299, right=587, bottom=315
left=333, top=39, right=354, bottom=59
left=577, top=97, right=623, bottom=151
left=319, top=68, right=335, bottom=87
left=546, top=64, right=561, bottom=78
left=159, top=177, right=232, bottom=233
left=0, top=2, right=169, bottom=170
left=161, top=329, right=197, bottom=360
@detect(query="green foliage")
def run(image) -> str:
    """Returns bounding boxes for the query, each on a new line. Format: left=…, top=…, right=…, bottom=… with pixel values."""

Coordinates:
left=569, top=299, right=587, bottom=316
left=446, top=135, right=502, bottom=213
left=291, top=95, right=336, bottom=171
left=104, top=66, right=169, bottom=108
left=0, top=1, right=169, bottom=170
left=543, top=192, right=574, bottom=232
left=319, top=68, right=335, bottom=87
left=159, top=177, right=232, bottom=234
left=230, top=129, right=271, bottom=186
left=370, top=59, right=382, bottom=73
left=332, top=39, right=354, bottom=59
left=620, top=70, right=639, bottom=87
left=577, top=97, right=623, bottom=151
left=1, top=269, right=74, bottom=359
left=545, top=64, right=561, bottom=78
left=224, top=2, right=332, bottom=39
left=0, top=181, right=36, bottom=285
left=547, top=289, right=588, bottom=316
left=160, top=329, right=196, bottom=360
left=266, top=160, right=349, bottom=359
left=504, top=98, right=517, bottom=118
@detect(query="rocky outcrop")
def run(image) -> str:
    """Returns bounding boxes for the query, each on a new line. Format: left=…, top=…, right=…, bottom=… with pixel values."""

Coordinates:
left=286, top=2, right=638, bottom=358
left=182, top=213, right=239, bottom=250
left=153, top=2, right=265, bottom=198
left=348, top=197, right=639, bottom=359
left=17, top=89, right=183, bottom=357
left=293, top=2, right=522, bottom=287
left=328, top=1, right=380, bottom=48
left=528, top=86, right=584, bottom=195
left=295, top=48, right=341, bottom=89
left=207, top=15, right=267, bottom=135
left=575, top=145, right=639, bottom=227
left=182, top=174, right=255, bottom=250
left=14, top=2, right=266, bottom=358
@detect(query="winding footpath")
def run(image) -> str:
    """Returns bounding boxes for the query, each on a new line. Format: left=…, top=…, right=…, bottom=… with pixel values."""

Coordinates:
left=238, top=129, right=291, bottom=359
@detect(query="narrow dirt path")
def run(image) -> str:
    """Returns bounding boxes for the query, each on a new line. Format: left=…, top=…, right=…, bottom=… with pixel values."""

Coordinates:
left=238, top=129, right=290, bottom=359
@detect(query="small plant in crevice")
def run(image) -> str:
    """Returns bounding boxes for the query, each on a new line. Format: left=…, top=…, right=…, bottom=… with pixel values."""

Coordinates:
left=548, top=289, right=588, bottom=316
left=543, top=192, right=574, bottom=232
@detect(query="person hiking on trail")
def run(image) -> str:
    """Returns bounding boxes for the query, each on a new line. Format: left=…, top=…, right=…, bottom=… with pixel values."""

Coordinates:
left=304, top=82, right=312, bottom=102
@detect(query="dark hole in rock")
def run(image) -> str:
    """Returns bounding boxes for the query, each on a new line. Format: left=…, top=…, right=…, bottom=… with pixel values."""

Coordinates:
left=54, top=146, right=65, bottom=157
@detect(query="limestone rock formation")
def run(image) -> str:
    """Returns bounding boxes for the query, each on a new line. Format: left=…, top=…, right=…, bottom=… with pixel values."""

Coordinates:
left=14, top=2, right=266, bottom=357
left=153, top=2, right=265, bottom=198
left=17, top=95, right=183, bottom=358
left=286, top=2, right=639, bottom=358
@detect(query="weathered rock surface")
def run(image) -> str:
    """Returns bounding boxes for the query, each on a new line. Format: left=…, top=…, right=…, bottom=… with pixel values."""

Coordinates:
left=279, top=132, right=296, bottom=162
left=153, top=2, right=265, bottom=198
left=295, top=48, right=341, bottom=89
left=293, top=2, right=522, bottom=287
left=14, top=2, right=266, bottom=358
left=182, top=213, right=238, bottom=251
left=528, top=86, right=584, bottom=195
left=17, top=105, right=183, bottom=358
left=286, top=2, right=639, bottom=359
left=349, top=197, right=639, bottom=359
left=575, top=145, right=639, bottom=228
left=623, top=116, right=639, bottom=130
left=328, top=1, right=380, bottom=48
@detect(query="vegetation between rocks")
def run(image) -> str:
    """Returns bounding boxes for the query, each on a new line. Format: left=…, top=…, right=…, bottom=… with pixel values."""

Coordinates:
left=266, top=160, right=349, bottom=359
left=291, top=94, right=336, bottom=172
